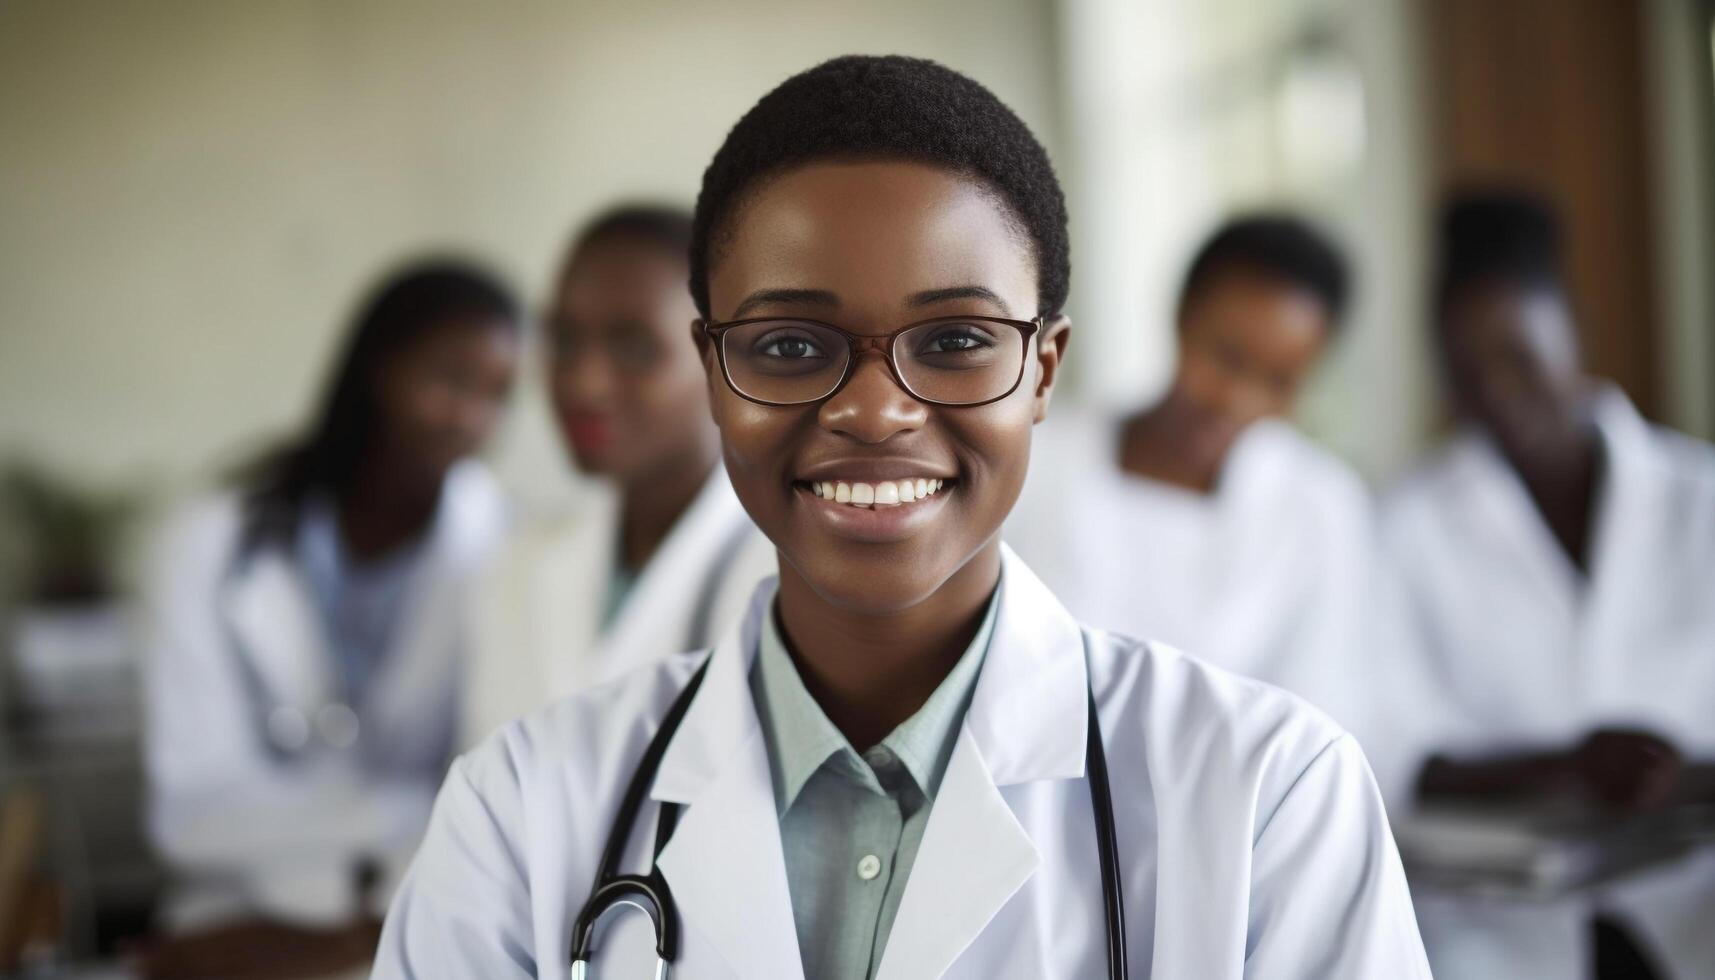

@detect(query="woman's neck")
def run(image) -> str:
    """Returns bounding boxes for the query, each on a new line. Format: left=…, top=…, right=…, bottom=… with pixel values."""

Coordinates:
left=1118, top=400, right=1228, bottom=494
left=1502, top=419, right=1602, bottom=573
left=617, top=448, right=719, bottom=573
left=774, top=542, right=1001, bottom=750
left=337, top=461, right=444, bottom=564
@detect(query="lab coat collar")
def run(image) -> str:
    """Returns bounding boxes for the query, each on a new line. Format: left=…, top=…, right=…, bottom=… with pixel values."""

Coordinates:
left=220, top=546, right=333, bottom=711
left=648, top=544, right=1088, bottom=978
left=364, top=462, right=506, bottom=728
left=649, top=580, right=803, bottom=979
left=220, top=462, right=505, bottom=716
left=650, top=543, right=1089, bottom=799
left=1444, top=384, right=1650, bottom=613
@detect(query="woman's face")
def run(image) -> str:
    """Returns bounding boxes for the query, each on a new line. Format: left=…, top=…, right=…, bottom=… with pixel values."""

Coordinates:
left=546, top=235, right=712, bottom=482
left=376, top=317, right=520, bottom=482
left=1169, top=271, right=1330, bottom=468
left=1439, top=281, right=1584, bottom=455
left=702, top=161, right=1068, bottom=615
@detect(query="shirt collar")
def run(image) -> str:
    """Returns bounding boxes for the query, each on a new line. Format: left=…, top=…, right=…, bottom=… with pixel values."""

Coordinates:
left=749, top=579, right=1001, bottom=816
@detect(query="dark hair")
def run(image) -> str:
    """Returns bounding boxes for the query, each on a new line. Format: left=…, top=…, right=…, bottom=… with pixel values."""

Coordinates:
left=1177, top=213, right=1350, bottom=328
left=1434, top=188, right=1564, bottom=318
left=690, top=55, right=1070, bottom=318
left=236, top=259, right=520, bottom=552
left=570, top=203, right=694, bottom=263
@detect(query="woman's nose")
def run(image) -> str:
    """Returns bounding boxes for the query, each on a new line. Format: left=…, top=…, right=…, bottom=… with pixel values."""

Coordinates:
left=817, top=351, right=928, bottom=443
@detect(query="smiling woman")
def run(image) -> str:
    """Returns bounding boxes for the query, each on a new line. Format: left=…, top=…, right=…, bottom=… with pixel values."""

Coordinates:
left=372, top=55, right=1431, bottom=980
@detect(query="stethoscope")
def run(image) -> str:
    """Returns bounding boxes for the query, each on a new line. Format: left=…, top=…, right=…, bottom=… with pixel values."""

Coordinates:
left=569, top=633, right=1129, bottom=979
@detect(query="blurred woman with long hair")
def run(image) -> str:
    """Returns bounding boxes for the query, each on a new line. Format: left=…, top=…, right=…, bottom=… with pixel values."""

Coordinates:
left=140, top=259, right=520, bottom=964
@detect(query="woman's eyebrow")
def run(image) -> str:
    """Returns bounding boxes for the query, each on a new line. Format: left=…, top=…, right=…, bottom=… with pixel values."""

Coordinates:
left=731, top=288, right=840, bottom=318
left=908, top=285, right=1008, bottom=312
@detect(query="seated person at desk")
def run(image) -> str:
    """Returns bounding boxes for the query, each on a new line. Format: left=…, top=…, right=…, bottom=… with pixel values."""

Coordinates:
left=139, top=262, right=521, bottom=976
left=461, top=205, right=773, bottom=746
left=1383, top=190, right=1715, bottom=980
left=1008, top=215, right=1378, bottom=718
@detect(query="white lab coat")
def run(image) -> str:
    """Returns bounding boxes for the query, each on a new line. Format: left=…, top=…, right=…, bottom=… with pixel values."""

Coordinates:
left=1380, top=387, right=1715, bottom=979
left=460, top=466, right=774, bottom=747
left=1007, top=413, right=1382, bottom=736
left=373, top=547, right=1430, bottom=978
left=142, top=463, right=508, bottom=929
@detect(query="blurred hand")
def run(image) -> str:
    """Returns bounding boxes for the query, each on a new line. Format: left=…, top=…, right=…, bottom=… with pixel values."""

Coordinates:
left=1574, top=728, right=1684, bottom=811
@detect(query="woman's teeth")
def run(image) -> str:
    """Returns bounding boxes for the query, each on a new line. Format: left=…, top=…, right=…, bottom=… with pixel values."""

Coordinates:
left=809, top=478, right=946, bottom=509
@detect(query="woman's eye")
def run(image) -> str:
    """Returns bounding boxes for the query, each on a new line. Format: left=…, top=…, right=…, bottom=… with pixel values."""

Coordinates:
left=759, top=334, right=823, bottom=359
left=919, top=326, right=996, bottom=355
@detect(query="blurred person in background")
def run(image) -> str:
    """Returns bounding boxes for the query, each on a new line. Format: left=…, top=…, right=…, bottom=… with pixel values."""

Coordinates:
left=138, top=261, right=521, bottom=976
left=1007, top=215, right=1379, bottom=725
left=460, top=205, right=773, bottom=747
left=1384, top=190, right=1715, bottom=980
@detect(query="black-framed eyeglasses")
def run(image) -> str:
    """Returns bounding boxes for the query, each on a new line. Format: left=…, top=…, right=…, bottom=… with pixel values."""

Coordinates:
left=699, top=315, right=1042, bottom=407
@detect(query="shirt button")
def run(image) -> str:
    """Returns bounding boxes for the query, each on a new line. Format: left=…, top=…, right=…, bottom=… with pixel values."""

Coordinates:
left=857, top=854, right=883, bottom=881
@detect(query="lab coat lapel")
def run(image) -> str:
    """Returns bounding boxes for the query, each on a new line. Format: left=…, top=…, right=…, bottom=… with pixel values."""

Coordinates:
left=221, top=548, right=333, bottom=712
left=1456, top=433, right=1582, bottom=617
left=598, top=468, right=744, bottom=674
left=650, top=582, right=805, bottom=980
left=873, top=727, right=1040, bottom=980
left=1580, top=387, right=1666, bottom=681
left=538, top=489, right=618, bottom=694
left=367, top=465, right=504, bottom=732
left=877, top=548, right=1087, bottom=979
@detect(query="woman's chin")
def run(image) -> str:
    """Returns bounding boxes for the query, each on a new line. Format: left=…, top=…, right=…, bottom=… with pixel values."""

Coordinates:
left=780, top=548, right=956, bottom=618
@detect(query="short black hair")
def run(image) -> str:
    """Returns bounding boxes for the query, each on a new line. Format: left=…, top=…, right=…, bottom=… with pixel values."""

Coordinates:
left=571, top=203, right=693, bottom=262
left=690, top=55, right=1069, bottom=318
left=1434, top=187, right=1564, bottom=318
left=1177, top=213, right=1350, bottom=329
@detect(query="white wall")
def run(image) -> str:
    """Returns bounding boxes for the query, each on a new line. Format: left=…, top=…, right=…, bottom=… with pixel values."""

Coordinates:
left=0, top=0, right=1063, bottom=504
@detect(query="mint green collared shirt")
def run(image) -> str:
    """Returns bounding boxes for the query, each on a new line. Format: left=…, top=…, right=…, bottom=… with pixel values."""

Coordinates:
left=749, top=588, right=1000, bottom=980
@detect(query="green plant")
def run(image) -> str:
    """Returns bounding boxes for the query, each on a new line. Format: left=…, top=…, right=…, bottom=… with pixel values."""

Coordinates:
left=0, top=460, right=142, bottom=605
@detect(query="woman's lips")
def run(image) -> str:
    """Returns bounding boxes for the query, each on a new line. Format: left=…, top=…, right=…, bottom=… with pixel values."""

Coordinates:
left=561, top=413, right=614, bottom=454
left=791, top=477, right=956, bottom=543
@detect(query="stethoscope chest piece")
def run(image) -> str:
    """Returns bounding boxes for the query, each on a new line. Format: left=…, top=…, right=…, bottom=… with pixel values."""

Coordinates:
left=264, top=701, right=362, bottom=753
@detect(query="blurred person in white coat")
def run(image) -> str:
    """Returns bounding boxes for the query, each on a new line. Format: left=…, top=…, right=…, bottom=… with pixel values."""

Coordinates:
left=1007, top=216, right=1383, bottom=736
left=141, top=261, right=521, bottom=959
left=374, top=56, right=1428, bottom=979
left=461, top=206, right=773, bottom=747
left=1384, top=190, right=1715, bottom=980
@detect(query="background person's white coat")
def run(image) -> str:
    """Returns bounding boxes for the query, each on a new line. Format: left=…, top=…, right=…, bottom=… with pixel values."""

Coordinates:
left=1380, top=387, right=1715, bottom=979
left=459, top=466, right=774, bottom=748
left=142, top=463, right=508, bottom=929
left=372, top=550, right=1430, bottom=978
left=1006, top=413, right=1381, bottom=731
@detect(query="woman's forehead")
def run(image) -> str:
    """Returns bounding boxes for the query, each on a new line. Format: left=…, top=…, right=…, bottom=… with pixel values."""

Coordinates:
left=709, top=160, right=1037, bottom=321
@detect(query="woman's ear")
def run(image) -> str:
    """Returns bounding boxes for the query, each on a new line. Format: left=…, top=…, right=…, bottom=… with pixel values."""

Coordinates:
left=1031, top=315, right=1071, bottom=424
left=691, top=319, right=721, bottom=391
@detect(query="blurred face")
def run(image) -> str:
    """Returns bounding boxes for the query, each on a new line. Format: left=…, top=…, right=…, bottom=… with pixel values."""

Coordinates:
left=1169, top=271, right=1331, bottom=466
left=1440, top=281, right=1584, bottom=454
left=375, top=316, right=520, bottom=481
left=546, top=235, right=712, bottom=482
left=701, top=161, right=1067, bottom=615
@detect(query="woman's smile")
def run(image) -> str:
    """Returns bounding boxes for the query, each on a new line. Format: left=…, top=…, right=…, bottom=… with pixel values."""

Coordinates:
left=792, top=474, right=956, bottom=543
